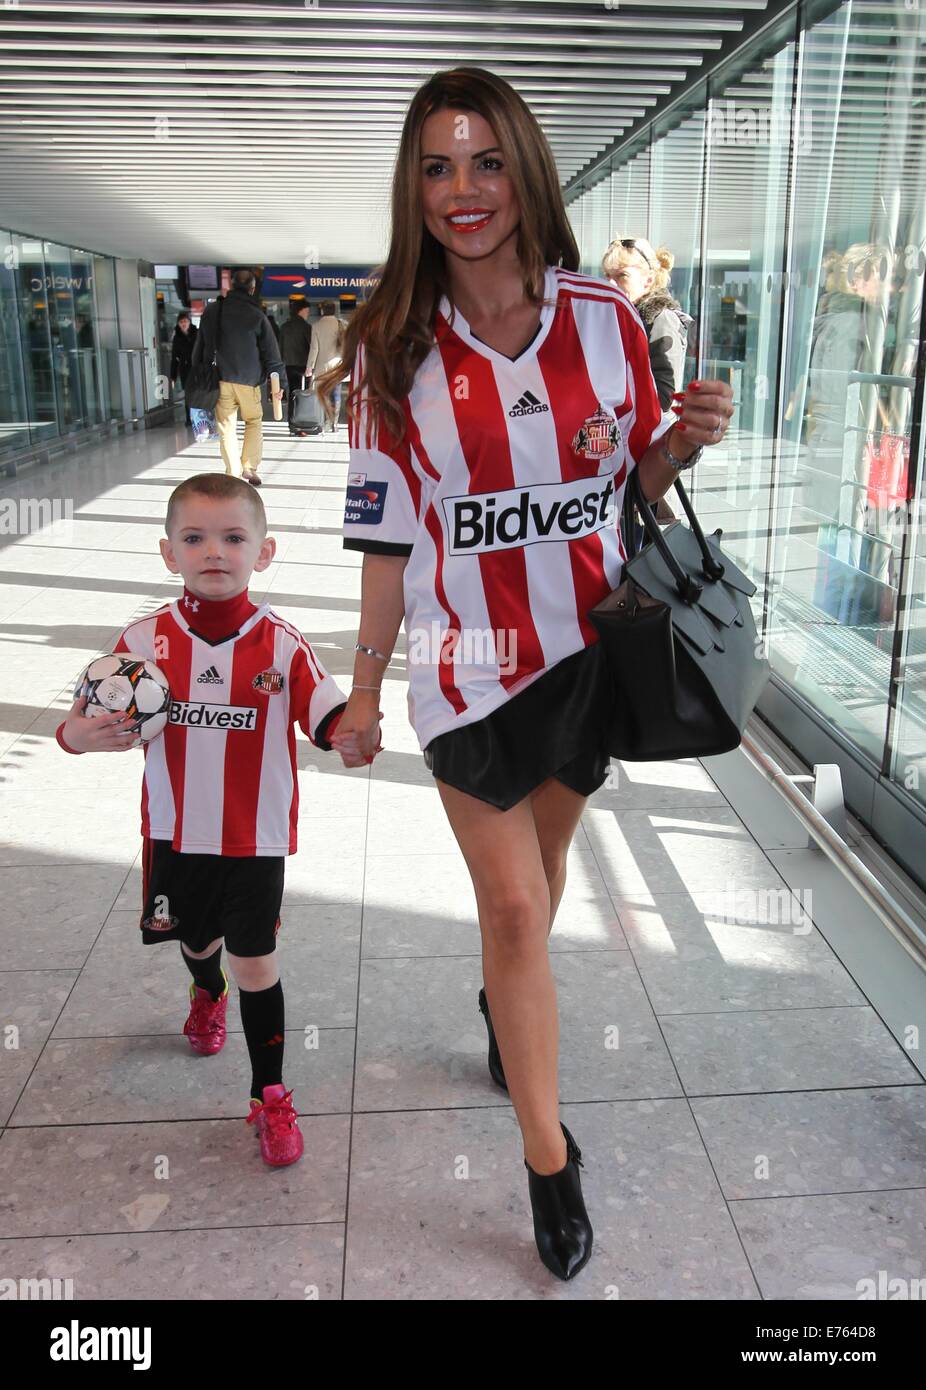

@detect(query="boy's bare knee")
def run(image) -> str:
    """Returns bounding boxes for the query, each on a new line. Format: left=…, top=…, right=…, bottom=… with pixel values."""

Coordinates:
left=226, top=950, right=279, bottom=991
left=181, top=937, right=223, bottom=960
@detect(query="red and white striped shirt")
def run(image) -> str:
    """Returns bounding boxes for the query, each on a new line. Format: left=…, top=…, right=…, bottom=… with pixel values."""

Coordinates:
left=114, top=602, right=346, bottom=856
left=343, top=267, right=671, bottom=749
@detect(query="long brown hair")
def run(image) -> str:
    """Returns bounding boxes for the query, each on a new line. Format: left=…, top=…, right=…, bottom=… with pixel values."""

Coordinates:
left=316, top=66, right=580, bottom=442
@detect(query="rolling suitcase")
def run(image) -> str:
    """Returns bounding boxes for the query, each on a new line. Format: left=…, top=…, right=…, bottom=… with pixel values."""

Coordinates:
left=190, top=407, right=218, bottom=443
left=290, top=378, right=324, bottom=436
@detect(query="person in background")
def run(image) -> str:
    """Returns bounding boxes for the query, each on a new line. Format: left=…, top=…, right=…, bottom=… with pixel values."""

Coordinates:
left=804, top=243, right=892, bottom=624
left=603, top=236, right=693, bottom=536
left=307, top=299, right=347, bottom=433
left=169, top=309, right=198, bottom=427
left=604, top=237, right=693, bottom=410
left=279, top=299, right=313, bottom=437
left=190, top=268, right=287, bottom=486
left=261, top=301, right=282, bottom=344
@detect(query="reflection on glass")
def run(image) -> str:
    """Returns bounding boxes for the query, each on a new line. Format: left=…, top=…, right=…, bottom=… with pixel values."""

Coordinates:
left=568, top=0, right=926, bottom=827
left=0, top=228, right=30, bottom=456
left=0, top=233, right=116, bottom=455
left=579, top=170, right=613, bottom=276
left=891, top=413, right=926, bottom=799
left=44, top=240, right=82, bottom=433
left=698, top=20, right=798, bottom=601
left=768, top=3, right=925, bottom=770
left=13, top=234, right=56, bottom=443
left=650, top=103, right=706, bottom=339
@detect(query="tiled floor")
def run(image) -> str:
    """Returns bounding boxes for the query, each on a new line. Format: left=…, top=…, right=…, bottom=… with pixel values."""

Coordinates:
left=0, top=419, right=925, bottom=1300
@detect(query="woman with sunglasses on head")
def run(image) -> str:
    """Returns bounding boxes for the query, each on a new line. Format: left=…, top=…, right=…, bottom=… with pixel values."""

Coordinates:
left=603, top=237, right=693, bottom=411
left=604, top=238, right=694, bottom=535
left=319, top=67, right=732, bottom=1283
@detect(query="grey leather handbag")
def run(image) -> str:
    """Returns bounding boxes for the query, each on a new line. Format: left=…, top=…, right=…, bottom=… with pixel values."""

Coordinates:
left=589, top=469, right=770, bottom=760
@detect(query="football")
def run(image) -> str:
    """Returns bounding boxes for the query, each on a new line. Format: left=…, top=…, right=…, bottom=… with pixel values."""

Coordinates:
left=76, top=653, right=171, bottom=742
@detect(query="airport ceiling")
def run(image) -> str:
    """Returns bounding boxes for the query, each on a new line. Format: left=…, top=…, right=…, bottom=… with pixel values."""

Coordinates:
left=0, top=0, right=772, bottom=264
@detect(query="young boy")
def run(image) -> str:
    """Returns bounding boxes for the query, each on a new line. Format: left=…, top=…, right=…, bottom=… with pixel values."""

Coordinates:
left=57, top=473, right=376, bottom=1166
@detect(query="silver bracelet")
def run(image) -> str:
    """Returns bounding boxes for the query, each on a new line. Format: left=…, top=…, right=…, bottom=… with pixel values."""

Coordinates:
left=355, top=642, right=389, bottom=663
left=352, top=684, right=381, bottom=692
left=662, top=433, right=703, bottom=472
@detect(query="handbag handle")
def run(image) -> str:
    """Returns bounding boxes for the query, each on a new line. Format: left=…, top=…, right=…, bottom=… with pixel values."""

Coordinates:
left=627, top=468, right=726, bottom=594
left=627, top=469, right=703, bottom=604
left=667, top=474, right=725, bottom=581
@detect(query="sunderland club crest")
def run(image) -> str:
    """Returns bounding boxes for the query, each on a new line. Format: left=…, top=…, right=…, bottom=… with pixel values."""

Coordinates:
left=571, top=402, right=621, bottom=463
left=253, top=668, right=284, bottom=693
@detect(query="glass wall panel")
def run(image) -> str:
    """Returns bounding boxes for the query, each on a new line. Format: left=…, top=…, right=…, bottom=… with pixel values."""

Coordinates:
left=566, top=0, right=926, bottom=847
left=891, top=413, right=925, bottom=802
left=0, top=232, right=133, bottom=454
left=0, top=231, right=30, bottom=458
left=43, top=240, right=82, bottom=434
left=92, top=251, right=121, bottom=422
left=138, top=273, right=161, bottom=410
left=695, top=18, right=798, bottom=609
left=767, top=2, right=926, bottom=769
left=650, top=101, right=706, bottom=339
left=70, top=246, right=102, bottom=428
left=578, top=170, right=613, bottom=276
left=608, top=143, right=651, bottom=251
left=12, top=233, right=57, bottom=448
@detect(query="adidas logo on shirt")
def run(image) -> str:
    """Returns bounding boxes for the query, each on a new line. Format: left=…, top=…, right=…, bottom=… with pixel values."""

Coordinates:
left=508, top=390, right=549, bottom=417
left=196, top=666, right=223, bottom=685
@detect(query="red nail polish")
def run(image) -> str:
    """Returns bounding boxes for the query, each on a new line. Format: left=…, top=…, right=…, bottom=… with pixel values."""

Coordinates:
left=690, top=382, right=701, bottom=391
left=676, top=423, right=688, bottom=431
left=671, top=392, right=686, bottom=400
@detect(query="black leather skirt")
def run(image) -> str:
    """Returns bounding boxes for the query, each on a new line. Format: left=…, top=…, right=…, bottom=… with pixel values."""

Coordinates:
left=422, top=641, right=615, bottom=811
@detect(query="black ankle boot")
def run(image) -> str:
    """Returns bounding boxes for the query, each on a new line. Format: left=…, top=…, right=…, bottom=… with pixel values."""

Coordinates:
left=525, top=1122, right=593, bottom=1280
left=477, top=987, right=508, bottom=1091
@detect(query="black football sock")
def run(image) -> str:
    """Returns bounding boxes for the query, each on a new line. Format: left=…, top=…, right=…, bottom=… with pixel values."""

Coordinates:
left=240, top=980, right=285, bottom=1100
left=180, top=943, right=225, bottom=1001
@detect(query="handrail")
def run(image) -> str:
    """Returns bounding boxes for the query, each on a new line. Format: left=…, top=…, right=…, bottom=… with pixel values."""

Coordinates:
left=848, top=371, right=915, bottom=390
left=740, top=730, right=926, bottom=973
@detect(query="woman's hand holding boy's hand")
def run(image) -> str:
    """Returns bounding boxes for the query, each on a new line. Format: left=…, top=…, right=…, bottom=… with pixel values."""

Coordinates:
left=61, top=694, right=142, bottom=752
left=330, top=690, right=383, bottom=768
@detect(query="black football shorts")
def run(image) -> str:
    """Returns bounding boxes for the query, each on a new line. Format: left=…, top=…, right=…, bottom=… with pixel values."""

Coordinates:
left=140, top=838, right=284, bottom=957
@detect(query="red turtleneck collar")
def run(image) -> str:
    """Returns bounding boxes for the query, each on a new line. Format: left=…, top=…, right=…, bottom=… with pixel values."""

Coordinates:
left=179, top=586, right=258, bottom=643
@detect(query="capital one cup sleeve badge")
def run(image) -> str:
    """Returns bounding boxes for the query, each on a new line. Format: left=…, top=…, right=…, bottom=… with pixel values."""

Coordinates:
left=571, top=403, right=622, bottom=472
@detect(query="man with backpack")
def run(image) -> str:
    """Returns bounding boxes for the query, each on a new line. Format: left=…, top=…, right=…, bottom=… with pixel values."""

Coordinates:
left=191, top=269, right=286, bottom=486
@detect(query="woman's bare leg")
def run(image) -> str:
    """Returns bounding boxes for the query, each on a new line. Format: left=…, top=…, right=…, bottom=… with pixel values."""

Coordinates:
left=529, top=778, right=589, bottom=933
left=437, top=780, right=567, bottom=1175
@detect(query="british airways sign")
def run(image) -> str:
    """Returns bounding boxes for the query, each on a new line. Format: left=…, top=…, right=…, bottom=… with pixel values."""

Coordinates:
left=261, top=264, right=378, bottom=295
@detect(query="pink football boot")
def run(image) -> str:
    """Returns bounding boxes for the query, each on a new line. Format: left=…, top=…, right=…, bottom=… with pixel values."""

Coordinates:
left=247, top=1084, right=304, bottom=1167
left=182, top=976, right=229, bottom=1056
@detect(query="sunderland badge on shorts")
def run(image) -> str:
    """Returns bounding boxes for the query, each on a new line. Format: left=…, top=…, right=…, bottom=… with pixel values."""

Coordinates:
left=571, top=402, right=621, bottom=470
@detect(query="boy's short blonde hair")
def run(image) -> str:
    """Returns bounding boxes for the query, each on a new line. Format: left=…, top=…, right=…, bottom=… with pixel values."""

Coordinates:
left=166, top=473, right=267, bottom=537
